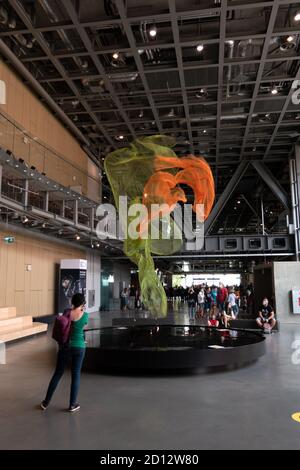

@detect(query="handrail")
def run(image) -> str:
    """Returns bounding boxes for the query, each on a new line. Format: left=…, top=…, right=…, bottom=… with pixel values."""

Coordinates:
left=0, top=107, right=100, bottom=185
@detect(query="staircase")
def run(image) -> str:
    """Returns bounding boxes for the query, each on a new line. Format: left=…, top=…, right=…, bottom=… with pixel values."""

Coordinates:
left=0, top=307, right=48, bottom=342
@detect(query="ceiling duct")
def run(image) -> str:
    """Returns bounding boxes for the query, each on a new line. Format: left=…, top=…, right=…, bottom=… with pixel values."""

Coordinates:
left=179, top=113, right=257, bottom=125
left=39, top=0, right=87, bottom=71
left=108, top=72, right=138, bottom=82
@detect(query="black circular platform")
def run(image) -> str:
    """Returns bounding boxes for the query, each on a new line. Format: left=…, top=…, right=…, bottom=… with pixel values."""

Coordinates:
left=83, top=325, right=265, bottom=371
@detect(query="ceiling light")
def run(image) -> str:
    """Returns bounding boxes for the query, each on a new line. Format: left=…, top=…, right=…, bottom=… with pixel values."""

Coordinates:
left=75, top=234, right=80, bottom=240
left=196, top=44, right=204, bottom=52
left=271, top=87, right=278, bottom=95
left=294, top=12, right=300, bottom=21
left=167, top=108, right=175, bottom=118
left=96, top=242, right=100, bottom=248
left=203, top=129, right=207, bottom=133
left=71, top=99, right=79, bottom=107
left=112, top=52, right=119, bottom=60
left=119, top=135, right=124, bottom=140
left=287, top=35, right=294, bottom=43
left=149, top=25, right=157, bottom=37
left=22, top=216, right=28, bottom=223
left=226, top=40, right=234, bottom=46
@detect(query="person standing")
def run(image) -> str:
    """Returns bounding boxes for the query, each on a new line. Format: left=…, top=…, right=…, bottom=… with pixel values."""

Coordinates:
left=187, top=287, right=197, bottom=321
left=41, top=293, right=88, bottom=412
left=120, top=287, right=128, bottom=311
left=228, top=287, right=238, bottom=317
left=197, top=288, right=205, bottom=317
left=129, top=284, right=136, bottom=309
left=217, top=282, right=228, bottom=315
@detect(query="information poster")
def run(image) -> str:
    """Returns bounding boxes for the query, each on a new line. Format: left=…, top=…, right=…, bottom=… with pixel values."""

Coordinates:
left=58, top=259, right=87, bottom=313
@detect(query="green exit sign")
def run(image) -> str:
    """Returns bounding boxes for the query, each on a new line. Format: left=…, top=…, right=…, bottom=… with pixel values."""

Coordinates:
left=3, top=236, right=15, bottom=244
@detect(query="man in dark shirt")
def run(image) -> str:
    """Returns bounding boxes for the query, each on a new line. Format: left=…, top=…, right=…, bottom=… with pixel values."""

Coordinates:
left=256, top=298, right=276, bottom=331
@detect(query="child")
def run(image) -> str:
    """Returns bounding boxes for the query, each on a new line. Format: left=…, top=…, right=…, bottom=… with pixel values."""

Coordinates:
left=208, top=312, right=219, bottom=328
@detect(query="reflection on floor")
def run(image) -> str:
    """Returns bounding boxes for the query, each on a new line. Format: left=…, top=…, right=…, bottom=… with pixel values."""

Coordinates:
left=1, top=303, right=300, bottom=450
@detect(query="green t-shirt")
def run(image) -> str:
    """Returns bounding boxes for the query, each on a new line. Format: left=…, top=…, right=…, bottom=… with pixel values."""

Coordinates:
left=69, top=311, right=89, bottom=348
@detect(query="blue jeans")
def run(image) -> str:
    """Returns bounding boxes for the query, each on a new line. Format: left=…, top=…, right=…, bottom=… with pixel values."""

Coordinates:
left=188, top=303, right=196, bottom=319
left=44, top=345, right=85, bottom=407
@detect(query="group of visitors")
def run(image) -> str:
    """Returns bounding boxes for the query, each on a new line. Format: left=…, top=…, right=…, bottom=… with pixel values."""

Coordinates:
left=185, top=282, right=239, bottom=328
left=120, top=285, right=142, bottom=311
left=175, top=282, right=276, bottom=332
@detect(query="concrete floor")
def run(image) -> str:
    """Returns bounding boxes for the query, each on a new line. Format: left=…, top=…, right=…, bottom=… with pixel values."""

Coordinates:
left=1, top=306, right=300, bottom=450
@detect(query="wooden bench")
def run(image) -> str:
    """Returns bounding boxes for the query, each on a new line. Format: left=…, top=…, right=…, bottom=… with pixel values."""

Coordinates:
left=0, top=306, right=48, bottom=343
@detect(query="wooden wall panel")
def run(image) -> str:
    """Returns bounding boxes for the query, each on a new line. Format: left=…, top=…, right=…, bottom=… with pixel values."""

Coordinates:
left=0, top=62, right=101, bottom=202
left=0, top=228, right=83, bottom=316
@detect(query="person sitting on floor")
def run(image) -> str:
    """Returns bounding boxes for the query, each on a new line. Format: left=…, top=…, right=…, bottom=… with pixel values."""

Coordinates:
left=208, top=312, right=219, bottom=328
left=221, top=302, right=236, bottom=328
left=256, top=298, right=276, bottom=332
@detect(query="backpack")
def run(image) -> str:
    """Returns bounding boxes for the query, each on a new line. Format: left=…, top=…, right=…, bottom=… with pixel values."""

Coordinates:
left=52, top=308, right=72, bottom=345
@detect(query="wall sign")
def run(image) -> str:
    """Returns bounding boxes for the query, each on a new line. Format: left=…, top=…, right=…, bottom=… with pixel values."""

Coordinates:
left=291, top=290, right=300, bottom=314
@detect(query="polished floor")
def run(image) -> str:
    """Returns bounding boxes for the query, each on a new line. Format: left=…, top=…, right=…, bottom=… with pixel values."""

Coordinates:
left=1, top=304, right=300, bottom=450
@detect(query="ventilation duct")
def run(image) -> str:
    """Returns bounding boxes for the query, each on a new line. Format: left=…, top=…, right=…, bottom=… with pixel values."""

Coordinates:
left=179, top=113, right=257, bottom=125
left=108, top=72, right=138, bottom=82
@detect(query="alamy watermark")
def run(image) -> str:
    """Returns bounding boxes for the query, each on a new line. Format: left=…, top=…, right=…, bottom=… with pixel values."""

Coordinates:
left=95, top=197, right=205, bottom=251
left=291, top=80, right=300, bottom=105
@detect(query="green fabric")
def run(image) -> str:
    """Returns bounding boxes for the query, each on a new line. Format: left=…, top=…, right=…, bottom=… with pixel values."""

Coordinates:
left=69, top=312, right=88, bottom=348
left=104, top=136, right=178, bottom=317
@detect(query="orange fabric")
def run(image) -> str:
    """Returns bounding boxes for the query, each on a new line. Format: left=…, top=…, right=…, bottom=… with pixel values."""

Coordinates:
left=141, top=154, right=215, bottom=235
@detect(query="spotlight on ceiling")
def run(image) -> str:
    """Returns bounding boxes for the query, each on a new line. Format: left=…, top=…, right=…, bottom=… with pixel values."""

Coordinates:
left=294, top=12, right=300, bottom=21
left=112, top=52, right=119, bottom=60
left=271, top=87, right=278, bottom=95
left=196, top=44, right=204, bottom=52
left=287, top=35, right=294, bottom=43
left=22, top=216, right=29, bottom=224
left=75, top=234, right=80, bottom=240
left=195, top=88, right=207, bottom=99
left=149, top=25, right=157, bottom=37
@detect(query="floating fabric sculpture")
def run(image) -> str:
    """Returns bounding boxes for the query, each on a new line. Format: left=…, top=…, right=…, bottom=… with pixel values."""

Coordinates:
left=104, top=135, right=215, bottom=316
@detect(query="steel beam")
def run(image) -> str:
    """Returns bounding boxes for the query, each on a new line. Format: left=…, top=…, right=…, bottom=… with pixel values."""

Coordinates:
left=8, top=0, right=115, bottom=149
left=239, top=1, right=280, bottom=160
left=63, top=0, right=136, bottom=140
left=215, top=0, right=227, bottom=187
left=115, top=0, right=163, bottom=133
left=251, top=160, right=290, bottom=209
left=263, top=65, right=300, bottom=159
left=169, top=0, right=194, bottom=153
left=204, top=160, right=250, bottom=234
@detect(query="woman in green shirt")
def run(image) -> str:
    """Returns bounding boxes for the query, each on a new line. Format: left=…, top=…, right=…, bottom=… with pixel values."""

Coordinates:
left=41, top=293, right=88, bottom=412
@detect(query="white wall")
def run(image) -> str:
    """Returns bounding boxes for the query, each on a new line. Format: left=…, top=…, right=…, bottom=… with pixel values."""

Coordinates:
left=86, top=251, right=101, bottom=313
left=273, top=261, right=300, bottom=323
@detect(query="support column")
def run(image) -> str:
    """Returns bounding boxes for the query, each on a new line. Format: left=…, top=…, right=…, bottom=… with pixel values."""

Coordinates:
left=44, top=191, right=49, bottom=212
left=74, top=199, right=78, bottom=225
left=23, top=179, right=29, bottom=207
